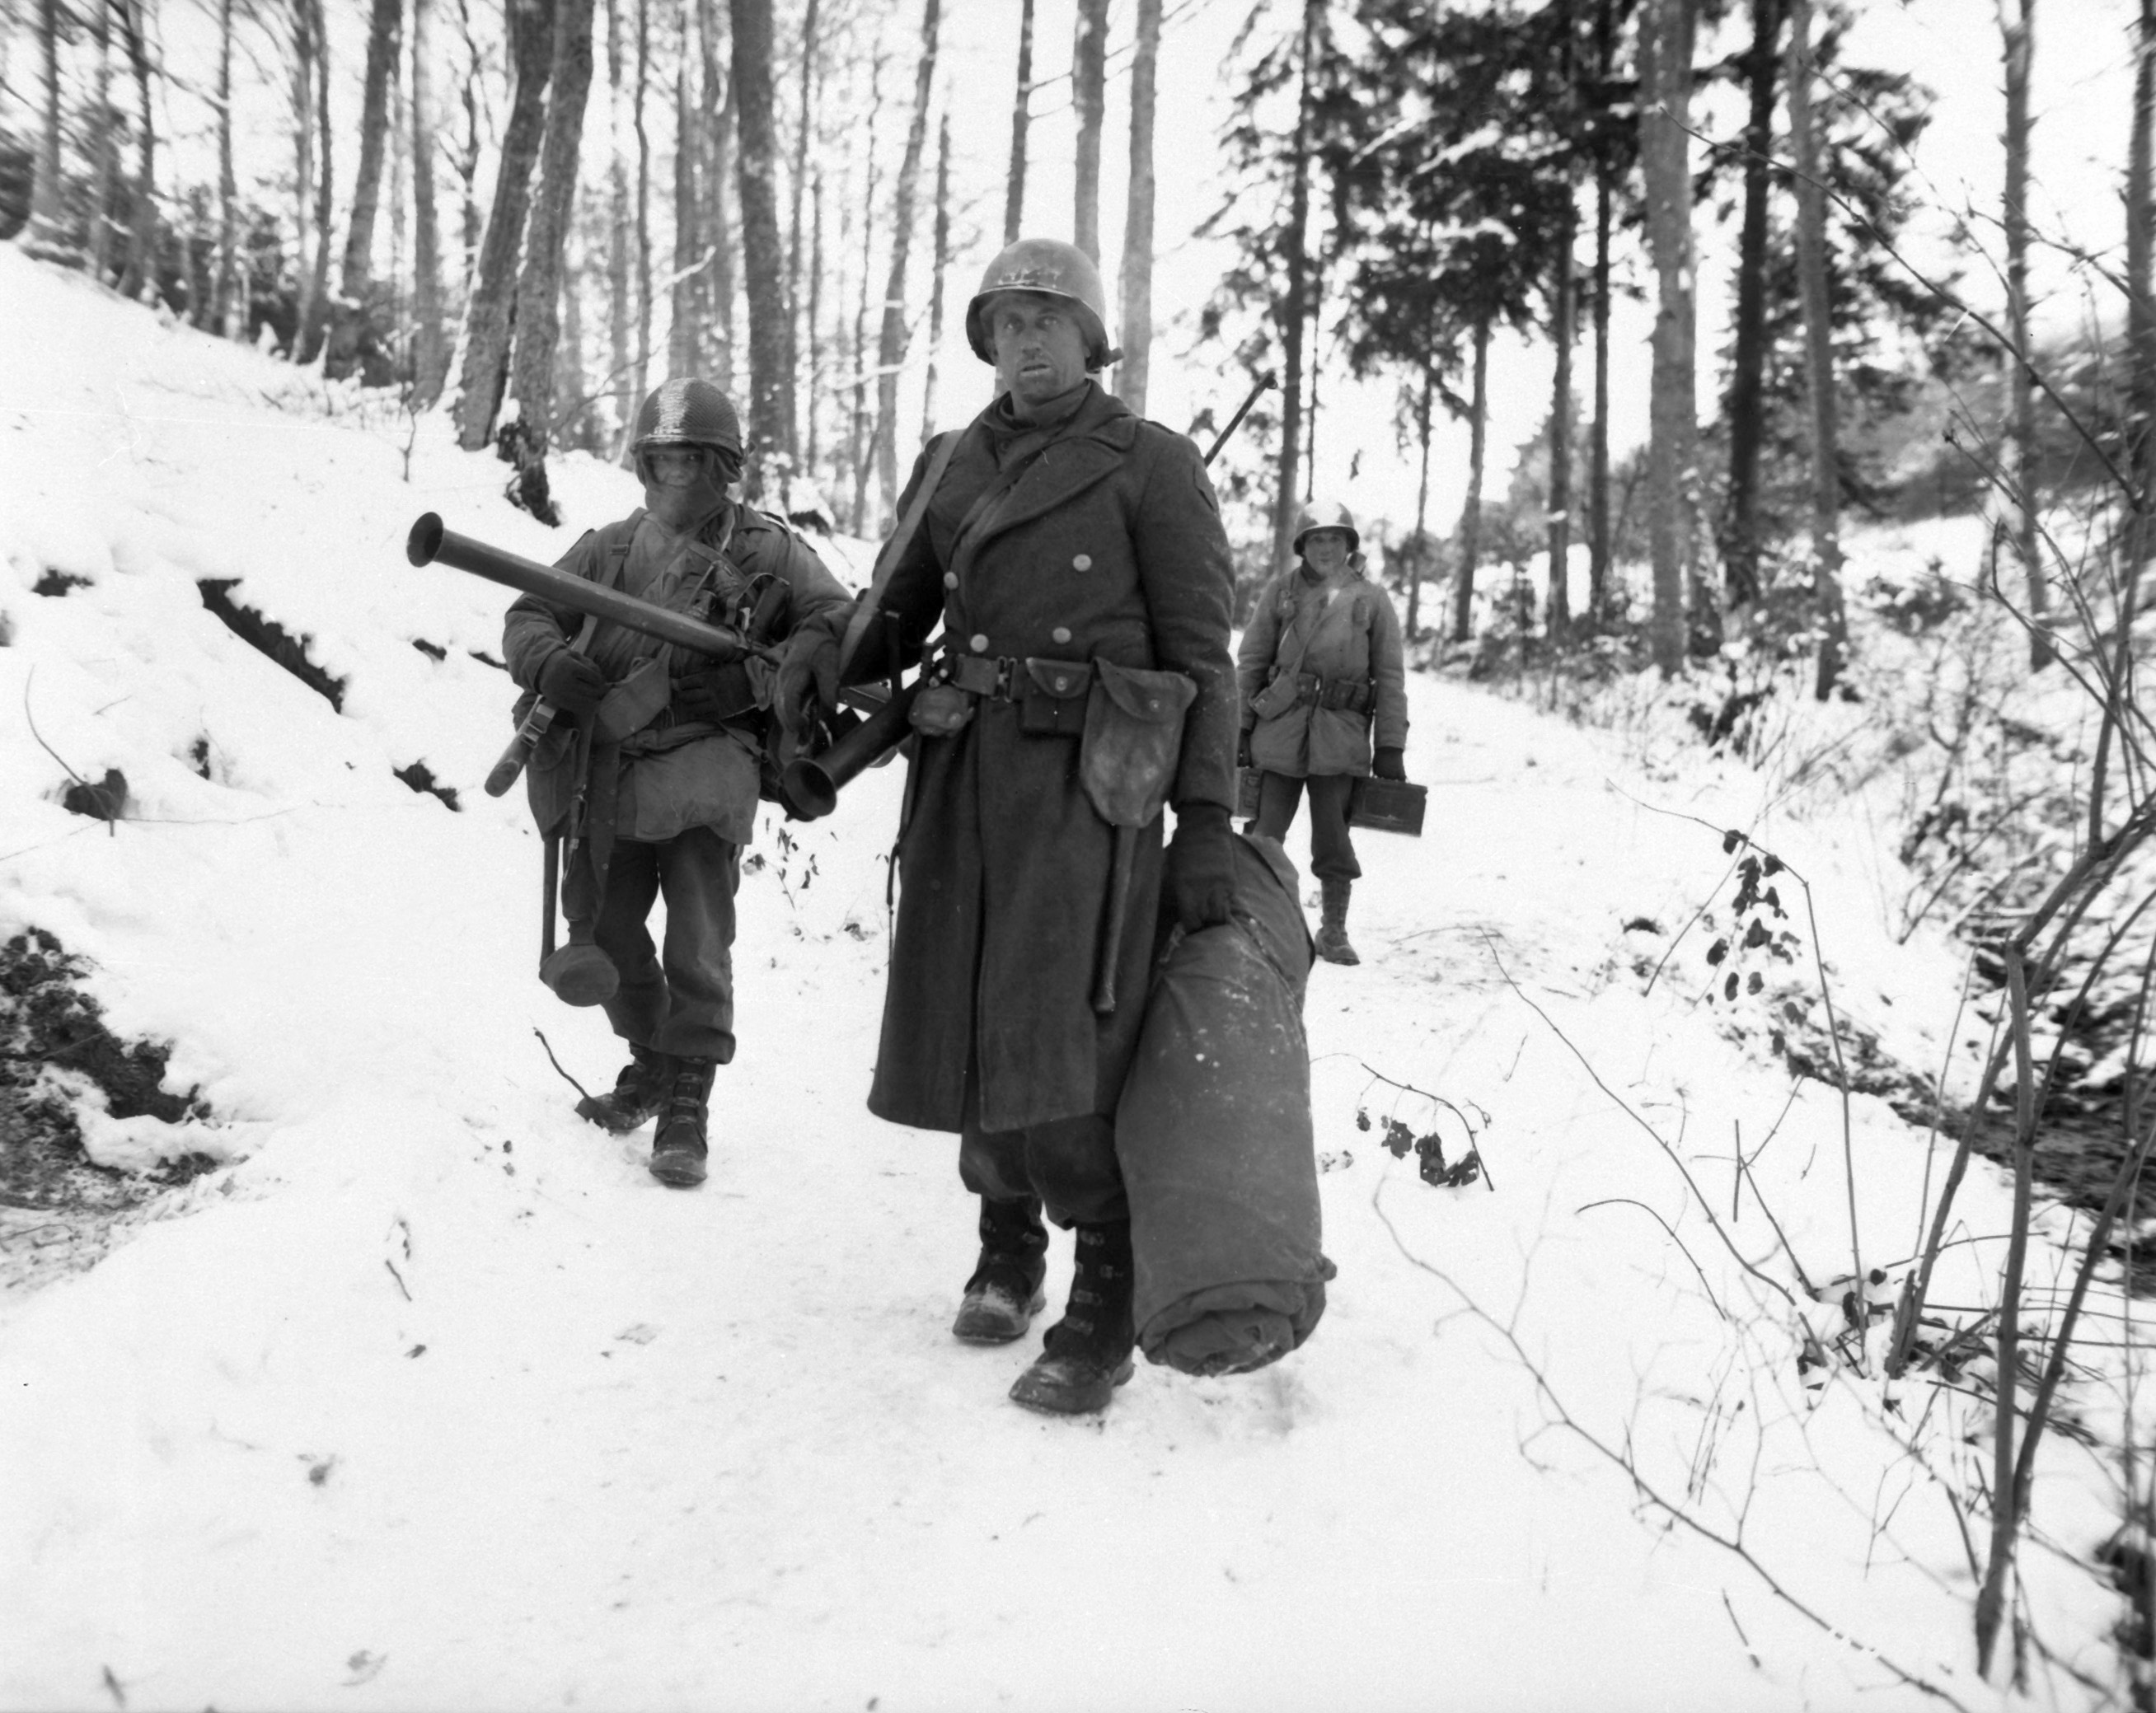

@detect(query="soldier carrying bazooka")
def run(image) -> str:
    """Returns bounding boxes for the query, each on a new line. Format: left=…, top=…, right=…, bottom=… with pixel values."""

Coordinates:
left=499, top=379, right=852, bottom=1187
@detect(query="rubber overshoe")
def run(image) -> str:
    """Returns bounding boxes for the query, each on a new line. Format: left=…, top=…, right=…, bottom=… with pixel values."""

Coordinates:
left=648, top=1056, right=715, bottom=1187
left=575, top=1043, right=674, bottom=1133
left=954, top=1196, right=1050, bottom=1343
left=1009, top=1219, right=1136, bottom=1416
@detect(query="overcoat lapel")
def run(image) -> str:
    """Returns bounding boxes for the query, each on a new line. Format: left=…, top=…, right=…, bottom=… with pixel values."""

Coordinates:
left=961, top=388, right=1139, bottom=561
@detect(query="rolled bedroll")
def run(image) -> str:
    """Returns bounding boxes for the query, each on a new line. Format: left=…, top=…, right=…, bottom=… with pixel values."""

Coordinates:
left=1117, top=832, right=1336, bottom=1376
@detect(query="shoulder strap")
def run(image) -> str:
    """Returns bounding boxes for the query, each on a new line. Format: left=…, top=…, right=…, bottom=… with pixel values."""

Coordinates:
left=839, top=430, right=962, bottom=681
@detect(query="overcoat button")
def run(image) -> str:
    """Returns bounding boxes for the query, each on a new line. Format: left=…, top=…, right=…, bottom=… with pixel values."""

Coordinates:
left=1052, top=627, right=1071, bottom=644
left=1072, top=554, right=1092, bottom=570
left=970, top=634, right=989, bottom=652
left=944, top=572, right=958, bottom=588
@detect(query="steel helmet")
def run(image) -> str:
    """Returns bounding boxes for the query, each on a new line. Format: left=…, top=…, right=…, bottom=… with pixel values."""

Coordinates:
left=964, top=237, right=1118, bottom=371
left=630, top=377, right=744, bottom=458
left=1293, top=498, right=1360, bottom=556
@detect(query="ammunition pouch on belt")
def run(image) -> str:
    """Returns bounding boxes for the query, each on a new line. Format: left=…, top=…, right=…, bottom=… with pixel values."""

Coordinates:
left=1310, top=674, right=1374, bottom=714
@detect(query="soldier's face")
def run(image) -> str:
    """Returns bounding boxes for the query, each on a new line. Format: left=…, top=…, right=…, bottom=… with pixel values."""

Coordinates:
left=987, top=293, right=1091, bottom=413
left=1302, top=529, right=1352, bottom=571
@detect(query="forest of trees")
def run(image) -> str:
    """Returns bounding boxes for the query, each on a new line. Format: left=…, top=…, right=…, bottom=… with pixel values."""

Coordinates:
left=2, top=0, right=2150, bottom=695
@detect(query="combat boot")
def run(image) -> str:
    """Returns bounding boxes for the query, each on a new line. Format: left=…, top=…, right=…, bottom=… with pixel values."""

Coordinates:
left=575, top=1042, right=675, bottom=1133
left=952, top=1196, right=1050, bottom=1344
left=1315, top=878, right=1361, bottom=966
left=648, top=1056, right=716, bottom=1187
left=1009, top=1219, right=1137, bottom=1416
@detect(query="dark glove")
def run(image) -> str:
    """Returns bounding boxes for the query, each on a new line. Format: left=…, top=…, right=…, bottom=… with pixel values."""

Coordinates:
left=537, top=646, right=608, bottom=714
left=775, top=605, right=850, bottom=739
left=1374, top=746, right=1406, bottom=782
left=1166, top=803, right=1236, bottom=932
left=673, top=666, right=735, bottom=725
left=1236, top=728, right=1254, bottom=770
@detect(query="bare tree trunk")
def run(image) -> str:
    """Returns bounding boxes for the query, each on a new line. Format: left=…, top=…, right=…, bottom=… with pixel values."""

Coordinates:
left=91, top=0, right=115, bottom=283
left=2002, top=0, right=2051, bottom=668
left=1587, top=0, right=1613, bottom=626
left=454, top=0, right=555, bottom=447
left=731, top=0, right=792, bottom=495
left=118, top=0, right=160, bottom=302
left=700, top=0, right=736, bottom=390
left=26, top=0, right=73, bottom=264
left=1642, top=0, right=1697, bottom=676
left=1408, top=363, right=1432, bottom=640
left=632, top=0, right=653, bottom=435
left=454, top=0, right=485, bottom=269
left=288, top=0, right=317, bottom=345
left=2126, top=2, right=2154, bottom=632
left=344, top=0, right=401, bottom=297
left=605, top=0, right=633, bottom=453
left=505, top=0, right=596, bottom=520
left=670, top=40, right=701, bottom=378
left=848, top=53, right=884, bottom=535
left=1544, top=0, right=1577, bottom=644
left=785, top=0, right=821, bottom=465
left=1786, top=0, right=1847, bottom=697
left=410, top=0, right=449, bottom=405
left=1451, top=315, right=1490, bottom=644
left=215, top=0, right=240, bottom=328
left=807, top=166, right=825, bottom=473
left=1071, top=0, right=1108, bottom=261
left=1115, top=0, right=1162, bottom=413
left=296, top=0, right=335, bottom=362
left=1270, top=0, right=1321, bottom=578
left=873, top=0, right=941, bottom=524
left=1003, top=0, right=1034, bottom=244
left=921, top=110, right=950, bottom=443
left=1721, top=0, right=1778, bottom=615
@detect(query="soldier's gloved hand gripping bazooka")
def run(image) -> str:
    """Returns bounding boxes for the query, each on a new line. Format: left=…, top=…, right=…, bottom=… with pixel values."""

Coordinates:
left=405, top=512, right=776, bottom=798
left=776, top=368, right=1281, bottom=821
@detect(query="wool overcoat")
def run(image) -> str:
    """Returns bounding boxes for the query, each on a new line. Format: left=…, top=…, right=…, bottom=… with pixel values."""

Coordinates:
left=1236, top=560, right=1408, bottom=779
left=854, top=381, right=1239, bottom=1136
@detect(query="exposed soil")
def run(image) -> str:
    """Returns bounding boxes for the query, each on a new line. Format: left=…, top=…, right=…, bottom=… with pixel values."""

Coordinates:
left=0, top=929, right=223, bottom=1293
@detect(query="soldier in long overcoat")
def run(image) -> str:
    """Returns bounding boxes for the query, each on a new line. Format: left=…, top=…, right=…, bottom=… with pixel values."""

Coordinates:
left=504, top=379, right=851, bottom=1186
left=1236, top=498, right=1408, bottom=964
left=778, top=237, right=1240, bottom=1416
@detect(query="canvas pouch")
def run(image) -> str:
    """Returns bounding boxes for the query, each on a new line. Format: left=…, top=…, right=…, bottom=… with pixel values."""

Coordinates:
left=1080, top=659, right=1197, bottom=829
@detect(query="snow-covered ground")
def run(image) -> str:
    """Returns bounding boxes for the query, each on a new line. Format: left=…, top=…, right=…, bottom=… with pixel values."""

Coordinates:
left=0, top=245, right=2135, bottom=1711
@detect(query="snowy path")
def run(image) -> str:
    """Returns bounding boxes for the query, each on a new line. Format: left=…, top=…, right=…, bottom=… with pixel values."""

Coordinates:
left=0, top=250, right=2119, bottom=1710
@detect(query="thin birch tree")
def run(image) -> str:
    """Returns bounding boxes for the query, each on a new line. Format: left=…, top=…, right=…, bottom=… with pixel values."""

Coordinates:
left=1785, top=0, right=1848, bottom=697
left=1004, top=0, right=1034, bottom=244
left=2001, top=0, right=2050, bottom=667
left=504, top=0, right=596, bottom=518
left=731, top=0, right=792, bottom=493
left=453, top=0, right=555, bottom=448
left=1116, top=0, right=1162, bottom=413
left=1071, top=0, right=1108, bottom=261
left=1642, top=0, right=1697, bottom=676
left=872, top=0, right=940, bottom=522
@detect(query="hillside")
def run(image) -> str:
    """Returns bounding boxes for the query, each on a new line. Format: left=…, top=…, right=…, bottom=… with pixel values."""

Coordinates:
left=0, top=244, right=2135, bottom=1712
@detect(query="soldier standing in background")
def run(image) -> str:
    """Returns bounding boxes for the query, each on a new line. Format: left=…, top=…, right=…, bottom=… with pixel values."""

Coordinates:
left=776, top=239, right=1241, bottom=1416
left=1236, top=499, right=1408, bottom=966
left=504, top=379, right=851, bottom=1187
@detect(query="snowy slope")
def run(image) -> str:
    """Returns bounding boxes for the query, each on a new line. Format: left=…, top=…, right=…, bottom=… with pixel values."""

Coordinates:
left=0, top=245, right=2129, bottom=1711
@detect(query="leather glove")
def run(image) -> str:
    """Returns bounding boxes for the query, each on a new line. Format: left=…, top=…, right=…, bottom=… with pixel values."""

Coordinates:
left=1374, top=746, right=1406, bottom=782
left=1236, top=729, right=1254, bottom=770
left=537, top=646, right=608, bottom=714
left=673, top=665, right=736, bottom=725
left=776, top=604, right=851, bottom=740
left=1166, top=803, right=1237, bottom=932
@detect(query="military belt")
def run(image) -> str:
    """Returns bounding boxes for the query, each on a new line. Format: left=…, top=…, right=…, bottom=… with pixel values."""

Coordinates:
left=1296, top=672, right=1374, bottom=714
